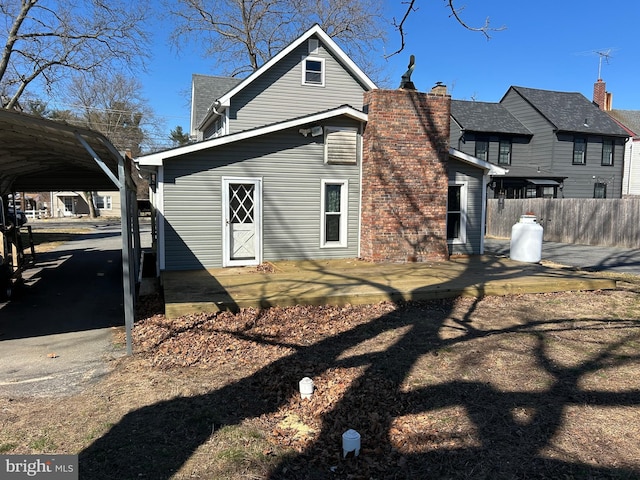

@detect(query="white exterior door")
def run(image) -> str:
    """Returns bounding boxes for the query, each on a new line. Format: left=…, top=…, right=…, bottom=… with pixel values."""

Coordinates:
left=222, top=178, right=262, bottom=267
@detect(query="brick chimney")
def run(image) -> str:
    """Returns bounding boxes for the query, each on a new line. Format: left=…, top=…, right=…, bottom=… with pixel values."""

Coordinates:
left=360, top=89, right=450, bottom=263
left=593, top=79, right=613, bottom=111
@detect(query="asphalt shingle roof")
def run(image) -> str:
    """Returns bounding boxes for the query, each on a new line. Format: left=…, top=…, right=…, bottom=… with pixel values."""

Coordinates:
left=191, top=74, right=242, bottom=129
left=508, top=86, right=629, bottom=137
left=608, top=109, right=640, bottom=136
left=451, top=100, right=532, bottom=135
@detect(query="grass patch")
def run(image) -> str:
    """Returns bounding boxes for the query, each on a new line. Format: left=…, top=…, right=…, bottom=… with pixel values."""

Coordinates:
left=0, top=443, right=17, bottom=453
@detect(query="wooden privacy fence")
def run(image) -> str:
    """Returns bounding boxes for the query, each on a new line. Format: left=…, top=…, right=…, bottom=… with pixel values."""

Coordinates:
left=486, top=198, right=640, bottom=249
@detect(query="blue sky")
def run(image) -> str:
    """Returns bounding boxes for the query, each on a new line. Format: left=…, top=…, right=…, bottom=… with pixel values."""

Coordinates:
left=141, top=0, right=639, bottom=146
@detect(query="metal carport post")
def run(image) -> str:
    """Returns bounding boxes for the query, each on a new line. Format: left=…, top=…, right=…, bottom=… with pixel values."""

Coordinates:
left=0, top=109, right=140, bottom=355
left=74, top=134, right=139, bottom=355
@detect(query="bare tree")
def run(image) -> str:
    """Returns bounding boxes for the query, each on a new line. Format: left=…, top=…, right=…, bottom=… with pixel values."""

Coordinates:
left=0, top=0, right=151, bottom=110
left=166, top=0, right=386, bottom=77
left=61, top=72, right=156, bottom=157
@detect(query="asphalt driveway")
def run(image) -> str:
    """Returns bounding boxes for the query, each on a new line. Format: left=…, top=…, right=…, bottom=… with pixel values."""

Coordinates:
left=485, top=237, right=640, bottom=275
left=0, top=221, right=127, bottom=397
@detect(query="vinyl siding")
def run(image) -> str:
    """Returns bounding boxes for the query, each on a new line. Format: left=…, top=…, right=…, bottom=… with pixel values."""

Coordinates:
left=551, top=134, right=624, bottom=198
left=162, top=121, right=361, bottom=270
left=226, top=37, right=368, bottom=135
left=501, top=90, right=555, bottom=170
left=501, top=90, right=625, bottom=198
left=448, top=159, right=484, bottom=255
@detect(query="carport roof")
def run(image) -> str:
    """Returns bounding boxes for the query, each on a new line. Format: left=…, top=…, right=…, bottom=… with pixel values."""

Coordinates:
left=0, top=108, right=123, bottom=195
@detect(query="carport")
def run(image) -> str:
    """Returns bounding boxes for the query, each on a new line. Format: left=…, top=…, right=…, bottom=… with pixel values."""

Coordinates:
left=0, top=108, right=140, bottom=354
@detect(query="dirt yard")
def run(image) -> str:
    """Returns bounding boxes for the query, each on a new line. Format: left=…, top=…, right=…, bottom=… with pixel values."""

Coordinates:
left=1, top=277, right=640, bottom=479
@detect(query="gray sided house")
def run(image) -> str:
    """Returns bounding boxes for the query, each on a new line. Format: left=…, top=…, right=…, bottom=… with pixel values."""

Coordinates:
left=138, top=26, right=503, bottom=273
left=194, top=25, right=375, bottom=141
left=451, top=86, right=629, bottom=199
left=140, top=107, right=366, bottom=270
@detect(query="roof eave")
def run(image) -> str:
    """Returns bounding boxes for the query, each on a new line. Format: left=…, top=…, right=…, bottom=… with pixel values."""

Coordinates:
left=138, top=106, right=368, bottom=166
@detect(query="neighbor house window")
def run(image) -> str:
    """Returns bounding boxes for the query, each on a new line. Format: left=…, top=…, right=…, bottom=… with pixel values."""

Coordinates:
left=447, top=183, right=467, bottom=244
left=594, top=182, right=607, bottom=198
left=573, top=138, right=587, bottom=164
left=302, top=57, right=325, bottom=86
left=321, top=179, right=348, bottom=247
left=601, top=139, right=614, bottom=166
left=475, top=140, right=489, bottom=161
left=95, top=195, right=112, bottom=210
left=498, top=139, right=511, bottom=165
left=325, top=127, right=358, bottom=164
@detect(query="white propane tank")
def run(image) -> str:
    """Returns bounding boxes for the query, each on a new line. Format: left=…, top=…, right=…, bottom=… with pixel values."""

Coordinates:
left=510, top=214, right=543, bottom=263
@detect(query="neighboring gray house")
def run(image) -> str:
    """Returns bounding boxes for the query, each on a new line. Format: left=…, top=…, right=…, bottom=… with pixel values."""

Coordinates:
left=451, top=86, right=630, bottom=199
left=137, top=25, right=504, bottom=272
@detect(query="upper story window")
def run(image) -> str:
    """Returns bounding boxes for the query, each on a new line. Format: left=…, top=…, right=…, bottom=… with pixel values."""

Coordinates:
left=573, top=137, right=587, bottom=165
left=498, top=139, right=511, bottom=165
left=475, top=139, right=489, bottom=161
left=302, top=57, right=325, bottom=86
left=601, top=139, right=614, bottom=166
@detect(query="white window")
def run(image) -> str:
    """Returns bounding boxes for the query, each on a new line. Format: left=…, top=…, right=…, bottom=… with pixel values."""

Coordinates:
left=95, top=195, right=112, bottom=210
left=320, top=179, right=348, bottom=247
left=325, top=127, right=358, bottom=164
left=302, top=57, right=325, bottom=86
left=447, top=182, right=467, bottom=244
left=308, top=38, right=319, bottom=55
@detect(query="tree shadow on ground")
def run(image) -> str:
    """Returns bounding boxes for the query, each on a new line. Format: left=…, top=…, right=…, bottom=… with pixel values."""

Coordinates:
left=79, top=258, right=640, bottom=479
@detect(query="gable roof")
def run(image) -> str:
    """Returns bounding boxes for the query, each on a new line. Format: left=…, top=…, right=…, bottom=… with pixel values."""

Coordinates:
left=451, top=100, right=531, bottom=136
left=191, top=74, right=242, bottom=135
left=138, top=105, right=367, bottom=166
left=504, top=86, right=629, bottom=137
left=608, top=109, right=640, bottom=137
left=198, top=24, right=377, bottom=131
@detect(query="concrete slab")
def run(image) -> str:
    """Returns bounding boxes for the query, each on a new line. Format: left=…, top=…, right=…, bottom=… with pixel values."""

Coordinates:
left=162, top=256, right=617, bottom=319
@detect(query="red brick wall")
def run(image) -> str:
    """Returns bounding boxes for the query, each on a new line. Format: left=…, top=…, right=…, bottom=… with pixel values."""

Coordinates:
left=360, top=89, right=450, bottom=263
left=593, top=79, right=606, bottom=110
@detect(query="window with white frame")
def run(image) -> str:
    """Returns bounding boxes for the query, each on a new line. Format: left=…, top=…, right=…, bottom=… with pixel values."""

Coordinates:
left=95, top=195, right=112, bottom=210
left=447, top=182, right=467, bottom=244
left=321, top=180, right=348, bottom=247
left=325, top=127, right=358, bottom=164
left=302, top=57, right=325, bottom=86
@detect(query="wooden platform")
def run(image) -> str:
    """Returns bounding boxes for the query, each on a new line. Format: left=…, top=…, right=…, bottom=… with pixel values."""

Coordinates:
left=160, top=256, right=617, bottom=319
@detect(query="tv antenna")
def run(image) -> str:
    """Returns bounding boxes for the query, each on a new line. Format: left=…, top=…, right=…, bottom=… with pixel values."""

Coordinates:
left=595, top=49, right=613, bottom=79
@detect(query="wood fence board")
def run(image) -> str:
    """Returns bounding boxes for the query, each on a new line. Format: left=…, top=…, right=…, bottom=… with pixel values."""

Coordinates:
left=486, top=198, right=640, bottom=249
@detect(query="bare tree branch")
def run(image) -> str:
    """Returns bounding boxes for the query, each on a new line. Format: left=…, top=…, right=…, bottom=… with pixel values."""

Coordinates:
left=386, top=0, right=506, bottom=59
left=167, top=0, right=386, bottom=78
left=0, top=0, right=152, bottom=110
